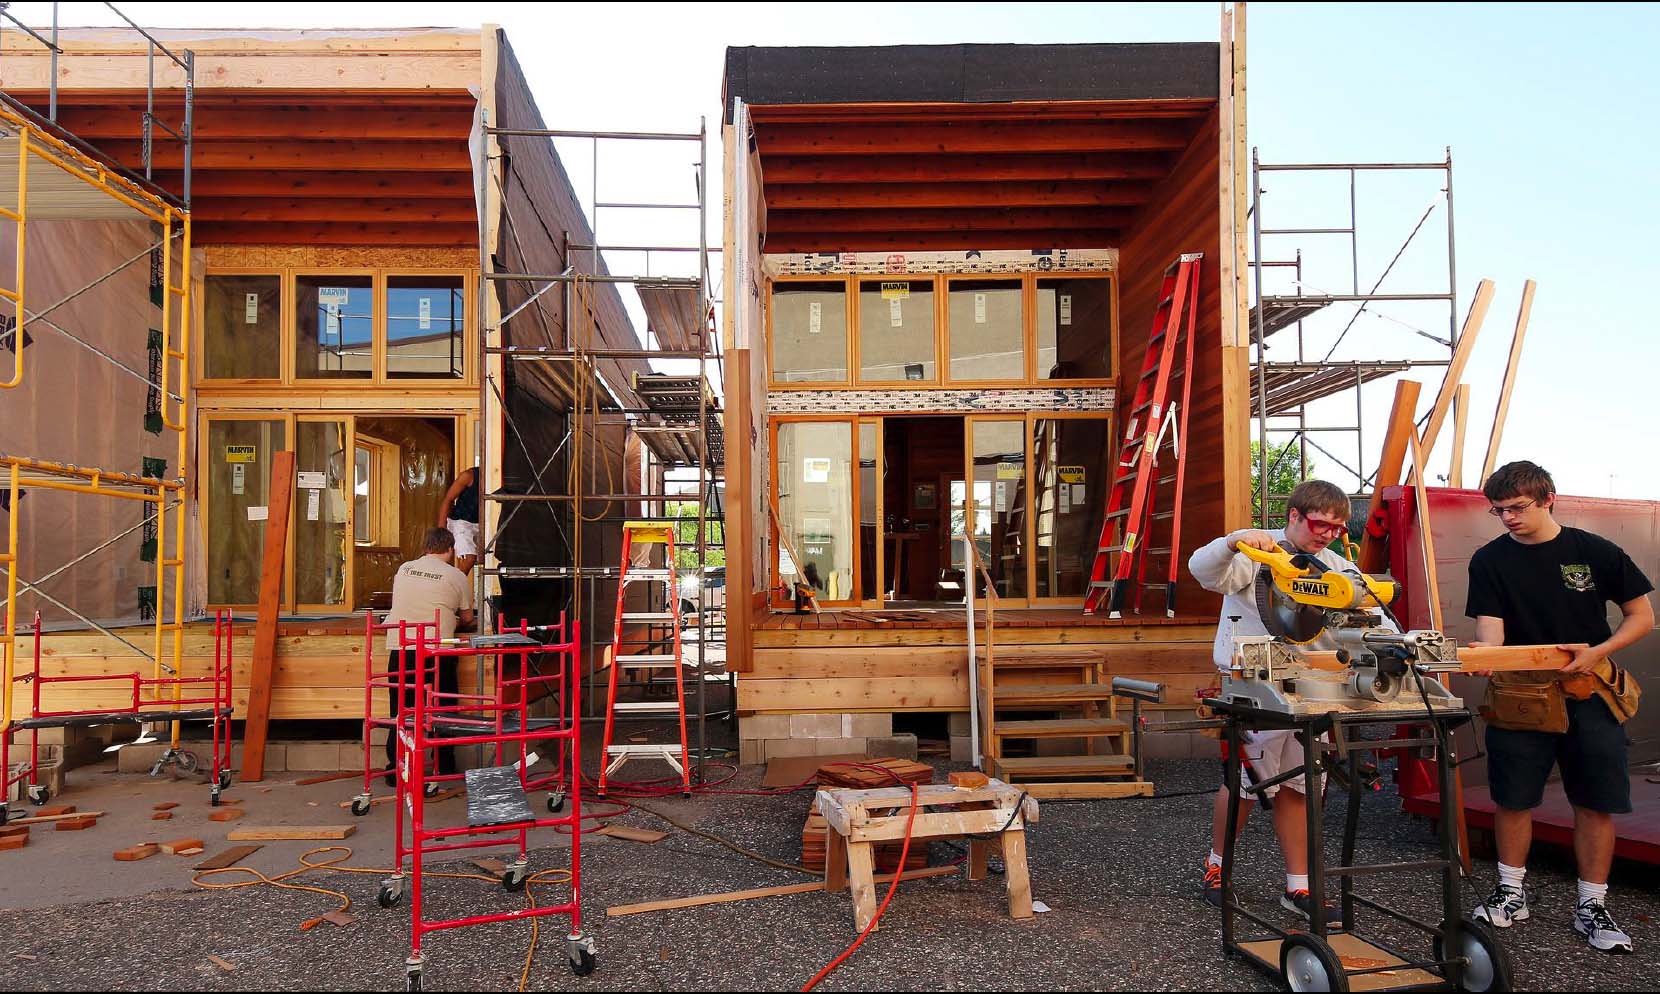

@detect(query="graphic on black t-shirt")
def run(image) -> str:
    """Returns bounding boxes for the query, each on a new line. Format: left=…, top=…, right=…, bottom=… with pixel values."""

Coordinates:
left=1560, top=563, right=1595, bottom=593
left=1466, top=526, right=1654, bottom=647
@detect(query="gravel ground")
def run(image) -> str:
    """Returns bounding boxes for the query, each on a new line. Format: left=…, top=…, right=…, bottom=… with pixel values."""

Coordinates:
left=0, top=758, right=1653, bottom=992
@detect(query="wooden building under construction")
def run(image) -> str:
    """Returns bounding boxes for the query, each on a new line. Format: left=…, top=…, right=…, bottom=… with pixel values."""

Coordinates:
left=720, top=26, right=1253, bottom=791
left=0, top=26, right=664, bottom=751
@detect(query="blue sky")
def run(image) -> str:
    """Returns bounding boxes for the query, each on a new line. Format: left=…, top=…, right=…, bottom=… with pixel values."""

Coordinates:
left=19, top=2, right=1658, bottom=498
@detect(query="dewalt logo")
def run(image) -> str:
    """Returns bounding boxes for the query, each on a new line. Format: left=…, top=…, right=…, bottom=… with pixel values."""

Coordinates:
left=1291, top=579, right=1330, bottom=598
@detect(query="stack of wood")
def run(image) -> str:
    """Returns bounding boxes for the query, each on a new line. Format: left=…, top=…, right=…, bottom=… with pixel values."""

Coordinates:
left=801, top=812, right=928, bottom=874
left=816, top=757, right=933, bottom=790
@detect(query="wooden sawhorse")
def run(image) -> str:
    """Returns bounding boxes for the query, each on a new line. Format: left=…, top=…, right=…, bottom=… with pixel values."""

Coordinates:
left=817, top=778, right=1039, bottom=931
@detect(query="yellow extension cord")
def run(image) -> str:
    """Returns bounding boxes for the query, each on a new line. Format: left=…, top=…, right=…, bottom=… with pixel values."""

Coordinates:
left=192, top=847, right=573, bottom=991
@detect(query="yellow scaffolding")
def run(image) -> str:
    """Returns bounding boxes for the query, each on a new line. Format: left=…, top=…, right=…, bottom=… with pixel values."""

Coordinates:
left=0, top=99, right=193, bottom=750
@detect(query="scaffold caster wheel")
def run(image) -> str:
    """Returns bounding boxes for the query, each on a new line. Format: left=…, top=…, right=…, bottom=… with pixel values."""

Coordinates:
left=568, top=935, right=597, bottom=977
left=27, top=785, right=50, bottom=806
left=1435, top=916, right=1512, bottom=992
left=377, top=879, right=404, bottom=909
left=176, top=750, right=200, bottom=774
left=423, top=781, right=441, bottom=799
left=351, top=795, right=372, bottom=817
left=211, top=786, right=222, bottom=807
left=502, top=864, right=529, bottom=893
left=546, top=792, right=565, bottom=814
left=218, top=769, right=233, bottom=791
left=404, top=959, right=424, bottom=993
left=1279, top=933, right=1348, bottom=993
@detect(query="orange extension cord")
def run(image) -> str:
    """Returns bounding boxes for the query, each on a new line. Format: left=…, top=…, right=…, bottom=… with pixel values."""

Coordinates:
left=799, top=765, right=923, bottom=993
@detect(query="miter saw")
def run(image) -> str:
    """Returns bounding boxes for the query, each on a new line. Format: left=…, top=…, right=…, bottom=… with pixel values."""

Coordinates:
left=1220, top=542, right=1464, bottom=715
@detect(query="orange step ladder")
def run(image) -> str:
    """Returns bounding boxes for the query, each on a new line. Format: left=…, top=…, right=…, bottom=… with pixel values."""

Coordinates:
left=1084, top=253, right=1202, bottom=619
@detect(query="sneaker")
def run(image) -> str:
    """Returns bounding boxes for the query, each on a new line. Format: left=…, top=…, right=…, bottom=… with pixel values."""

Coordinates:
left=1574, top=899, right=1634, bottom=954
left=1473, top=883, right=1530, bottom=928
left=1202, top=862, right=1223, bottom=908
left=1282, top=889, right=1343, bottom=929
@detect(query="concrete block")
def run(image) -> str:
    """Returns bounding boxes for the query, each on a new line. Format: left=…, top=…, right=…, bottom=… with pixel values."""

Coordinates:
left=229, top=742, right=287, bottom=774
left=847, top=713, right=892, bottom=738
left=950, top=734, right=973, bottom=763
left=738, top=739, right=766, bottom=766
left=116, top=742, right=169, bottom=774
left=865, top=733, right=918, bottom=761
left=813, top=737, right=867, bottom=757
left=740, top=714, right=792, bottom=741
left=946, top=711, right=973, bottom=737
left=790, top=713, right=845, bottom=739
left=764, top=738, right=819, bottom=761
left=1143, top=729, right=1199, bottom=761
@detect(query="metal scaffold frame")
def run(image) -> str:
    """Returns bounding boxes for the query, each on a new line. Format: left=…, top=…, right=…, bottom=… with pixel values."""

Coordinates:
left=476, top=116, right=728, bottom=783
left=1249, top=149, right=1458, bottom=525
left=1, top=6, right=200, bottom=798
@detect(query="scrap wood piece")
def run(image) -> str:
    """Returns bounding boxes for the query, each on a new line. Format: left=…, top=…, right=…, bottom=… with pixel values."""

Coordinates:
left=207, top=955, right=236, bottom=973
left=3, top=810, right=106, bottom=827
left=161, top=837, right=206, bottom=855
left=319, top=910, right=359, bottom=928
left=54, top=815, right=98, bottom=832
left=227, top=825, right=356, bottom=841
left=209, top=808, right=245, bottom=823
left=470, top=857, right=506, bottom=875
left=605, top=865, right=959, bottom=918
left=595, top=824, right=667, bottom=845
left=194, top=845, right=262, bottom=871
left=294, top=771, right=359, bottom=787
left=153, top=802, right=180, bottom=812
left=817, top=757, right=933, bottom=790
left=949, top=771, right=990, bottom=790
left=114, top=843, right=160, bottom=862
left=35, top=804, right=76, bottom=817
left=0, top=829, right=27, bottom=851
left=152, top=811, right=173, bottom=821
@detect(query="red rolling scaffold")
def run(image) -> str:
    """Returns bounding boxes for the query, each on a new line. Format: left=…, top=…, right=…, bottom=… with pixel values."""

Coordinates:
left=370, top=614, right=593, bottom=991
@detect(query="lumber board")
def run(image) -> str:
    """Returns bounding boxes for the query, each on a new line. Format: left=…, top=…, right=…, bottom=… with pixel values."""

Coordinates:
left=1359, top=380, right=1423, bottom=574
left=3, top=810, right=105, bottom=826
left=1294, top=645, right=1571, bottom=674
left=1481, top=280, right=1536, bottom=482
left=195, top=845, right=263, bottom=870
left=604, top=865, right=959, bottom=917
left=761, top=151, right=1173, bottom=185
left=594, top=825, right=668, bottom=844
left=1416, top=279, right=1494, bottom=468
left=227, top=825, right=358, bottom=842
left=1448, top=383, right=1471, bottom=489
left=766, top=180, right=1154, bottom=210
left=757, top=120, right=1196, bottom=156
left=242, top=451, right=295, bottom=783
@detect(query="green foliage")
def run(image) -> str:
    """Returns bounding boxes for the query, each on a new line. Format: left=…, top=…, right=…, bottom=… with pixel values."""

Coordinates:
left=1251, top=439, right=1315, bottom=524
left=667, top=500, right=725, bottom=572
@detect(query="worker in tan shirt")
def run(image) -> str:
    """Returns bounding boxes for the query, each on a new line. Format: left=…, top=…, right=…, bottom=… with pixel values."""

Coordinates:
left=382, top=527, right=475, bottom=782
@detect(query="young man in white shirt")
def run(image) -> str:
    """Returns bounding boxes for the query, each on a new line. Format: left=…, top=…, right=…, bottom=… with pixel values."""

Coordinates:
left=1188, top=479, right=1367, bottom=927
left=383, top=527, right=476, bottom=782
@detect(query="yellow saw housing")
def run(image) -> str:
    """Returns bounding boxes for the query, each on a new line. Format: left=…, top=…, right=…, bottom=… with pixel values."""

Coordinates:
left=1237, top=542, right=1397, bottom=612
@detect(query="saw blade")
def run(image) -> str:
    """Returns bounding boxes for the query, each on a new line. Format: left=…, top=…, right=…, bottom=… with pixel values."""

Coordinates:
left=1254, top=544, right=1327, bottom=644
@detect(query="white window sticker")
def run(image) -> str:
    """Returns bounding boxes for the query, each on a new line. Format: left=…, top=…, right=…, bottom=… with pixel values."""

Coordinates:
left=1058, top=486, right=1071, bottom=514
left=808, top=300, right=822, bottom=335
left=232, top=463, right=246, bottom=495
left=1073, top=483, right=1087, bottom=505
left=974, top=293, right=987, bottom=324
left=245, top=293, right=259, bottom=325
left=306, top=490, right=321, bottom=522
left=889, top=298, right=903, bottom=327
left=803, top=458, right=832, bottom=484
left=297, top=471, right=327, bottom=491
left=1060, top=294, right=1073, bottom=326
left=247, top=506, right=269, bottom=522
left=325, top=302, right=341, bottom=336
left=419, top=297, right=432, bottom=331
left=994, top=481, right=1008, bottom=513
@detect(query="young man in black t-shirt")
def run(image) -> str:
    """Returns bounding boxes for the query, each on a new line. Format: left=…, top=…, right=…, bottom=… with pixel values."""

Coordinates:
left=1465, top=461, right=1654, bottom=954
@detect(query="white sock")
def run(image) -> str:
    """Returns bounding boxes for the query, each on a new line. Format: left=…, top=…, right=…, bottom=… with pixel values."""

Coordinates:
left=1578, top=879, right=1608, bottom=906
left=1208, top=850, right=1223, bottom=868
left=1497, top=862, right=1527, bottom=891
left=1286, top=873, right=1309, bottom=892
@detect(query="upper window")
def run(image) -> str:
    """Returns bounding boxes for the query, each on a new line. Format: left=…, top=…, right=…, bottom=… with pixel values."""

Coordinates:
left=1036, top=278, right=1113, bottom=380
left=204, top=275, right=281, bottom=380
left=295, top=275, right=374, bottom=380
left=948, top=280, right=1024, bottom=381
left=771, top=282, right=848, bottom=383
left=858, top=279, right=936, bottom=382
left=386, top=276, right=465, bottom=380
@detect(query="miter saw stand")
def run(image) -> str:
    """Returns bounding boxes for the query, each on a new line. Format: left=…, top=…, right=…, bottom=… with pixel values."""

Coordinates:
left=1206, top=543, right=1513, bottom=991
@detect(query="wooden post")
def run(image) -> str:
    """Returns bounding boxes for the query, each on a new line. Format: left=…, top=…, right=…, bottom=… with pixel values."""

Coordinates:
left=1448, top=384, right=1471, bottom=488
left=1481, top=280, right=1537, bottom=484
left=1416, top=278, right=1495, bottom=469
left=1357, top=379, right=1422, bottom=574
left=241, top=450, right=295, bottom=783
left=846, top=840, right=879, bottom=932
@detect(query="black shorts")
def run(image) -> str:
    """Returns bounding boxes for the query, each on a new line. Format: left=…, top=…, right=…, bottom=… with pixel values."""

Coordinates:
left=1485, top=696, right=1631, bottom=814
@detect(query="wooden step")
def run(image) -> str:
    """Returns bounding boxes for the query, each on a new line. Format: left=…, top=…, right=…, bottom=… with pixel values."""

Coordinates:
left=992, top=718, right=1128, bottom=739
left=989, top=651, right=1099, bottom=670
left=994, top=754, right=1135, bottom=779
left=993, top=683, right=1117, bottom=707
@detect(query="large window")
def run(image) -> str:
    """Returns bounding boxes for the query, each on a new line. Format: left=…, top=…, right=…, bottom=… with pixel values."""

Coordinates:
left=770, top=282, right=847, bottom=383
left=768, top=272, right=1113, bottom=389
left=386, top=276, right=465, bottom=379
left=204, top=275, right=281, bottom=379
left=295, top=275, right=373, bottom=380
left=775, top=422, right=855, bottom=602
left=970, top=420, right=1027, bottom=597
left=202, top=270, right=470, bottom=384
left=295, top=419, right=350, bottom=606
left=1034, top=418, right=1110, bottom=598
left=858, top=279, right=936, bottom=382
left=206, top=418, right=286, bottom=604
